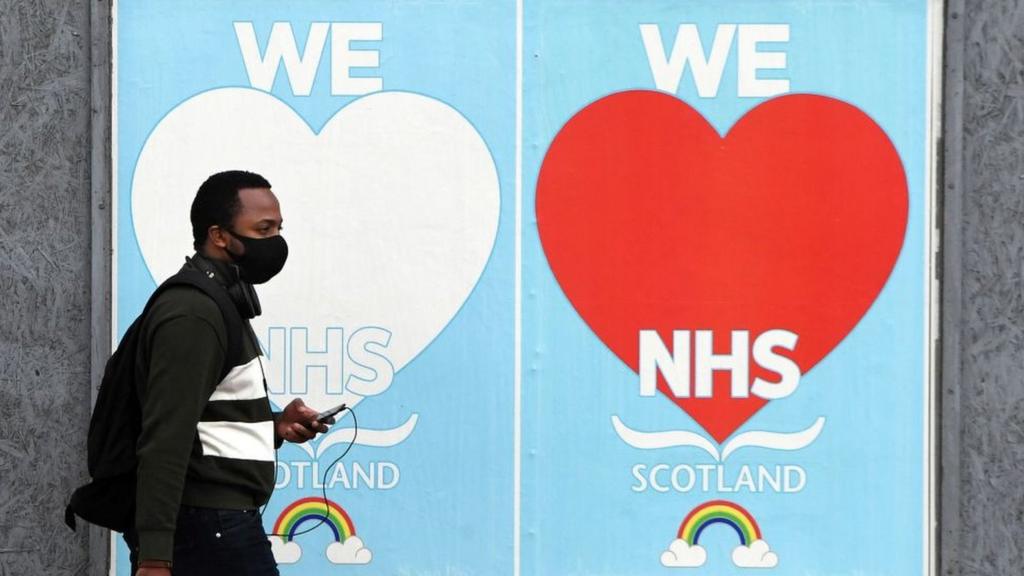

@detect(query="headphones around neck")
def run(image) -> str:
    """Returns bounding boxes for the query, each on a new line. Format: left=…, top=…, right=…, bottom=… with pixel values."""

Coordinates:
left=185, top=255, right=262, bottom=319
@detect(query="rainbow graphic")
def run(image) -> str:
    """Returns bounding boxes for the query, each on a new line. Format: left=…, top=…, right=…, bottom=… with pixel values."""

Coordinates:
left=273, top=498, right=356, bottom=543
left=678, top=500, right=762, bottom=546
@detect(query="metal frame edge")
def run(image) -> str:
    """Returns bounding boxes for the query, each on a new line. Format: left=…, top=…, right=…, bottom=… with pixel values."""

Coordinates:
left=89, top=0, right=114, bottom=575
left=938, top=1, right=965, bottom=575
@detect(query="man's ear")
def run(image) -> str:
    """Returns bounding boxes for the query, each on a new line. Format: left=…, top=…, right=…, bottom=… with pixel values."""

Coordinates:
left=209, top=225, right=231, bottom=249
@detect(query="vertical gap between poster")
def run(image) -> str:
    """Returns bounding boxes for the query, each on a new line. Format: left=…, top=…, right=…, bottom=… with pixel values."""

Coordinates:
left=925, top=2, right=933, bottom=569
left=514, top=1, right=523, bottom=575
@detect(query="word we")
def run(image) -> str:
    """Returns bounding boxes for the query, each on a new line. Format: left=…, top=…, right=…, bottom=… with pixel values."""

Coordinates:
left=234, top=22, right=382, bottom=96
left=639, top=329, right=800, bottom=400
left=640, top=23, right=790, bottom=97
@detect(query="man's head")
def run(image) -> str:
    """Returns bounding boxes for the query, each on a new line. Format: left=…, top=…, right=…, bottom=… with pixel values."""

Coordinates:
left=190, top=170, right=287, bottom=283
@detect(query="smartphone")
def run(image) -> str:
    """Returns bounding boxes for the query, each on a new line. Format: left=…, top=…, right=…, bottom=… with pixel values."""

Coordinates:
left=317, top=403, right=347, bottom=422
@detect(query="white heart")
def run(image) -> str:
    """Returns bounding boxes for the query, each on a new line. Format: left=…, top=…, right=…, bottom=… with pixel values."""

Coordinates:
left=131, top=88, right=499, bottom=415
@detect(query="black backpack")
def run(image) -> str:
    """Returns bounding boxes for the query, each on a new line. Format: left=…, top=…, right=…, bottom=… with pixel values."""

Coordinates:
left=65, top=268, right=244, bottom=533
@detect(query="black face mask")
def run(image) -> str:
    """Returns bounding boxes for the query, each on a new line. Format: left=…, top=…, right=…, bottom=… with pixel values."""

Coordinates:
left=225, top=230, right=289, bottom=284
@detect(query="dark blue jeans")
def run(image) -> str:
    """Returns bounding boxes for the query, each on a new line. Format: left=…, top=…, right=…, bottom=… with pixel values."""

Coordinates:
left=125, top=506, right=279, bottom=576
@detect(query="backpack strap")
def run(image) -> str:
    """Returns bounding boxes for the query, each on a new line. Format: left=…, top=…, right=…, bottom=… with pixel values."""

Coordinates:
left=153, top=269, right=245, bottom=379
left=65, top=268, right=248, bottom=533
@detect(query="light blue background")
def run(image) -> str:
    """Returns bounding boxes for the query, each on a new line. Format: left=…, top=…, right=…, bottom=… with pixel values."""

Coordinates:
left=116, top=1, right=515, bottom=574
left=115, top=1, right=932, bottom=574
left=522, top=1, right=930, bottom=575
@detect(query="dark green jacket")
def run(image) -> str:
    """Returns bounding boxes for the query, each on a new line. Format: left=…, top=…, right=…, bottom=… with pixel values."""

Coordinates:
left=133, top=258, right=275, bottom=561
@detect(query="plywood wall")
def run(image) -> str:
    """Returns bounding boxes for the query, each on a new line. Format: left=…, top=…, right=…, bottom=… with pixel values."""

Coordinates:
left=946, top=0, right=1024, bottom=574
left=0, top=0, right=94, bottom=574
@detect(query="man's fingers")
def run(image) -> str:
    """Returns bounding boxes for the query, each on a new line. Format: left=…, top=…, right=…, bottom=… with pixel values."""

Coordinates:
left=290, top=423, right=315, bottom=441
left=279, top=402, right=333, bottom=443
left=307, top=419, right=329, bottom=434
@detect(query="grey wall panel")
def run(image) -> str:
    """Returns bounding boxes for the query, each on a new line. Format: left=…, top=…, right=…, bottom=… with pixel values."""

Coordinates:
left=0, top=0, right=94, bottom=575
left=951, top=0, right=1024, bottom=574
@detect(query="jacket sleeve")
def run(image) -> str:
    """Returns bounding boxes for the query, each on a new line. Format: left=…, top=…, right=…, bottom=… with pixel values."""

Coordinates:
left=272, top=411, right=284, bottom=449
left=134, top=294, right=226, bottom=562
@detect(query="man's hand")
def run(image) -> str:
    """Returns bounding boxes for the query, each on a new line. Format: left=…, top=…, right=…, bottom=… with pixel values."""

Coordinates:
left=276, top=398, right=330, bottom=443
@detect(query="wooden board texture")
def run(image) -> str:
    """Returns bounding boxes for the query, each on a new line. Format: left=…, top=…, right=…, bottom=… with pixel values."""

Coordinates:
left=0, top=0, right=93, bottom=574
left=952, top=0, right=1024, bottom=574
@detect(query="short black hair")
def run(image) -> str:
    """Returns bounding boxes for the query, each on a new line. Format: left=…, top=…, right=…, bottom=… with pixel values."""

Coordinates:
left=190, top=170, right=271, bottom=250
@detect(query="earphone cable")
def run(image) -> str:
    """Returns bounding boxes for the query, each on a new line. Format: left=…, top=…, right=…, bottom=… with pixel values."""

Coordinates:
left=264, top=407, right=357, bottom=539
left=248, top=338, right=359, bottom=539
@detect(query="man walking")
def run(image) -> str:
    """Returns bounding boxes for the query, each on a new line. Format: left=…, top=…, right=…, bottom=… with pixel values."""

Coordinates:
left=128, top=170, right=324, bottom=576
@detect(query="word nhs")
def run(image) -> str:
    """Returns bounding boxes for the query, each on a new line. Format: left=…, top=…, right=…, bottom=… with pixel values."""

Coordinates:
left=641, top=23, right=789, bottom=97
left=640, top=330, right=800, bottom=400
left=263, top=327, right=393, bottom=396
left=234, top=22, right=382, bottom=96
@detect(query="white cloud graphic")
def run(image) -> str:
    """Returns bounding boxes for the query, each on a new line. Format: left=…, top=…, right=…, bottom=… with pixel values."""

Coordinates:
left=660, top=539, right=707, bottom=568
left=732, top=539, right=779, bottom=568
left=326, top=536, right=373, bottom=564
left=268, top=536, right=302, bottom=564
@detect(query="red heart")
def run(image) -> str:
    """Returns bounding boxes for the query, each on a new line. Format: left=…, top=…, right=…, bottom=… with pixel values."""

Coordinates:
left=536, top=91, right=907, bottom=443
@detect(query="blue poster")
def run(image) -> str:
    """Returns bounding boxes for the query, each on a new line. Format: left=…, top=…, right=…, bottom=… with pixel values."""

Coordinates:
left=114, top=1, right=515, bottom=574
left=114, top=1, right=936, bottom=574
left=522, top=1, right=934, bottom=575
